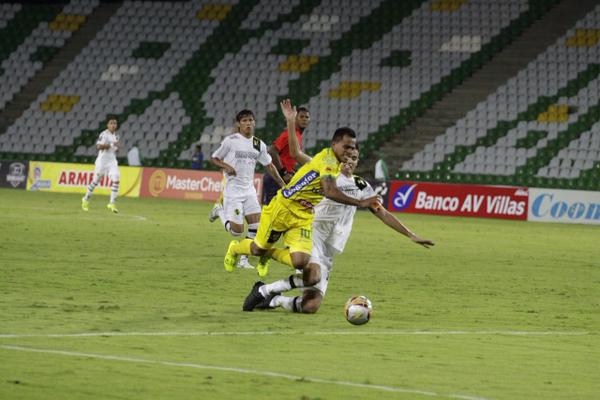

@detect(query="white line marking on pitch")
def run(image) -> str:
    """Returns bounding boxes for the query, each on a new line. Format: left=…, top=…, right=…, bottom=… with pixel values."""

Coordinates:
left=0, top=344, right=488, bottom=400
left=0, top=330, right=590, bottom=339
left=0, top=205, right=147, bottom=221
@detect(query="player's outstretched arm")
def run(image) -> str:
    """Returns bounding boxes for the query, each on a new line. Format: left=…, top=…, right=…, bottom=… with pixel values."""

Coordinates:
left=265, top=163, right=286, bottom=187
left=321, top=176, right=378, bottom=207
left=280, top=99, right=311, bottom=165
left=371, top=205, right=434, bottom=248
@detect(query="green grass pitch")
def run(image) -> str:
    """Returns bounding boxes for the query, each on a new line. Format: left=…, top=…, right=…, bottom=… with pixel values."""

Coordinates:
left=1, top=188, right=599, bottom=400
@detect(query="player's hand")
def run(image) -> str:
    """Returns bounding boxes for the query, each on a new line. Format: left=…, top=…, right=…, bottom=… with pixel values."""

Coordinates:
left=223, top=166, right=236, bottom=176
left=410, top=235, right=434, bottom=249
left=280, top=99, right=297, bottom=121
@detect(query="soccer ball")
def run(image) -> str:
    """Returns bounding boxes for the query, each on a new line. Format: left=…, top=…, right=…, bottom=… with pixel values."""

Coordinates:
left=344, top=295, right=372, bottom=325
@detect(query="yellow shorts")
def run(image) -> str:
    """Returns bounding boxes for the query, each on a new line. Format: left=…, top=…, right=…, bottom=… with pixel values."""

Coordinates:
left=254, top=197, right=313, bottom=255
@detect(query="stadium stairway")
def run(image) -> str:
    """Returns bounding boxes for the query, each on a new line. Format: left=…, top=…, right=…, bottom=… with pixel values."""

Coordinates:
left=0, top=2, right=121, bottom=138
left=358, top=0, right=600, bottom=179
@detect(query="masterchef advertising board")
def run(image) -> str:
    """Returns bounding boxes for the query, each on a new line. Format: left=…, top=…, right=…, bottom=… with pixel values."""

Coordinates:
left=388, top=181, right=528, bottom=220
left=140, top=168, right=263, bottom=201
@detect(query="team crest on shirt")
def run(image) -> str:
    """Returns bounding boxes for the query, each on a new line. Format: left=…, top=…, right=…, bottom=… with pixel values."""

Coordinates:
left=252, top=137, right=261, bottom=152
left=235, top=209, right=240, bottom=215
left=353, top=176, right=368, bottom=190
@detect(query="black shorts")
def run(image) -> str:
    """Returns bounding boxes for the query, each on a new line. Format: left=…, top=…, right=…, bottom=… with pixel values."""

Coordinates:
left=262, top=173, right=282, bottom=205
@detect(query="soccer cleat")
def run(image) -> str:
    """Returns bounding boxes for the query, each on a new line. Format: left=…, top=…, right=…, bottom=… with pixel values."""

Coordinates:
left=224, top=240, right=239, bottom=272
left=242, top=281, right=266, bottom=312
left=255, top=292, right=279, bottom=310
left=236, top=255, right=255, bottom=269
left=256, top=255, right=271, bottom=278
left=208, top=202, right=222, bottom=223
left=81, top=197, right=89, bottom=211
left=107, top=203, right=119, bottom=213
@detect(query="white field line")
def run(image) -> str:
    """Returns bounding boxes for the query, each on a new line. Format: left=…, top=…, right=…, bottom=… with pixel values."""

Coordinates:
left=0, top=205, right=147, bottom=221
left=0, top=330, right=591, bottom=339
left=0, top=344, right=488, bottom=400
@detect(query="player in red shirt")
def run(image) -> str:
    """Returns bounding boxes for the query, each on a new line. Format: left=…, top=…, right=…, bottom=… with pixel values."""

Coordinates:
left=262, top=106, right=310, bottom=204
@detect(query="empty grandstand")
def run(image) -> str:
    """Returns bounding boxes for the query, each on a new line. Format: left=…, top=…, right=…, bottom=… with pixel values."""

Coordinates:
left=0, top=0, right=598, bottom=190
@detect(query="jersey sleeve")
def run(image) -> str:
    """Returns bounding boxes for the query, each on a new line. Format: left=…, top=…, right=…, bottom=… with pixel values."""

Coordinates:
left=273, top=130, right=288, bottom=152
left=211, top=137, right=230, bottom=159
left=257, top=141, right=272, bottom=166
left=360, top=181, right=376, bottom=200
left=96, top=132, right=108, bottom=145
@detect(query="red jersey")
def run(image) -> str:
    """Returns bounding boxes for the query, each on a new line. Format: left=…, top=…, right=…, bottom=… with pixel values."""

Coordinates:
left=273, top=128, right=303, bottom=173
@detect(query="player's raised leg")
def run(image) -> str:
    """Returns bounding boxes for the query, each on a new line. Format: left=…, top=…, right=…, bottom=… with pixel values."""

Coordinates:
left=244, top=217, right=335, bottom=312
left=243, top=225, right=314, bottom=311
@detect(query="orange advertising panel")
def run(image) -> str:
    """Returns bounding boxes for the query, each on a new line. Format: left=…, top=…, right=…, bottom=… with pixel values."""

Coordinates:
left=140, top=168, right=263, bottom=201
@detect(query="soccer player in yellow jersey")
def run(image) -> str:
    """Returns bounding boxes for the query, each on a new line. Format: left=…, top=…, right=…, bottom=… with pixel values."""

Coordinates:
left=224, top=100, right=378, bottom=310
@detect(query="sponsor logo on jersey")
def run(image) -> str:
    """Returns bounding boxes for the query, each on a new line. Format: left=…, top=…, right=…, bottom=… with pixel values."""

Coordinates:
left=282, top=170, right=319, bottom=198
left=337, top=183, right=359, bottom=197
left=234, top=151, right=258, bottom=160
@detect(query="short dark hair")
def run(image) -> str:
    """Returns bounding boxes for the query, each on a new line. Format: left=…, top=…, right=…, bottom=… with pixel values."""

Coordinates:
left=107, top=116, right=117, bottom=123
left=235, top=109, right=255, bottom=122
left=297, top=106, right=309, bottom=114
left=331, top=127, right=356, bottom=143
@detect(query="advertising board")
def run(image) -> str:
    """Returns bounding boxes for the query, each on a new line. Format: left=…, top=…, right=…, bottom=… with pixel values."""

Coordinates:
left=0, top=160, right=28, bottom=189
left=388, top=181, right=529, bottom=220
left=140, top=168, right=263, bottom=201
left=528, top=188, right=600, bottom=225
left=26, top=161, right=142, bottom=197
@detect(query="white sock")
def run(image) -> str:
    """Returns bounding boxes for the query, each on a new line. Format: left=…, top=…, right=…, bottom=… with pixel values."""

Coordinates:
left=272, top=295, right=302, bottom=312
left=247, top=223, right=258, bottom=240
left=218, top=206, right=226, bottom=227
left=84, top=175, right=101, bottom=200
left=110, top=182, right=119, bottom=204
left=260, top=275, right=303, bottom=297
left=224, top=221, right=243, bottom=237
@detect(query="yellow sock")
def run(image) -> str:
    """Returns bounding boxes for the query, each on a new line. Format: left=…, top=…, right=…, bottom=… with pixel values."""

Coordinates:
left=232, top=238, right=252, bottom=256
left=270, top=248, right=293, bottom=268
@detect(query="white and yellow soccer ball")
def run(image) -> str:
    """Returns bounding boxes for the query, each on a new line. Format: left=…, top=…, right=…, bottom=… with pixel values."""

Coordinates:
left=344, top=295, right=372, bottom=325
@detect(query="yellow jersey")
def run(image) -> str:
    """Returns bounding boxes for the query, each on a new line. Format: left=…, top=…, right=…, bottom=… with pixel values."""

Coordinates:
left=277, top=148, right=341, bottom=218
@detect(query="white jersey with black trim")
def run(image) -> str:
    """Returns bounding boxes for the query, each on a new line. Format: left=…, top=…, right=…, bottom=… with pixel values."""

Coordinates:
left=95, top=129, right=119, bottom=166
left=313, top=173, right=376, bottom=252
left=211, top=133, right=272, bottom=196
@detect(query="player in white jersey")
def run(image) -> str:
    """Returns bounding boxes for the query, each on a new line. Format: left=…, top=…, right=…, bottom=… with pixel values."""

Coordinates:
left=82, top=117, right=121, bottom=213
left=247, top=105, right=433, bottom=313
left=210, top=109, right=286, bottom=271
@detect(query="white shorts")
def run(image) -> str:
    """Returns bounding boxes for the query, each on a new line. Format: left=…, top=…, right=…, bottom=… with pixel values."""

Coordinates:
left=223, top=191, right=261, bottom=225
left=94, top=162, right=120, bottom=182
left=306, top=220, right=342, bottom=296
